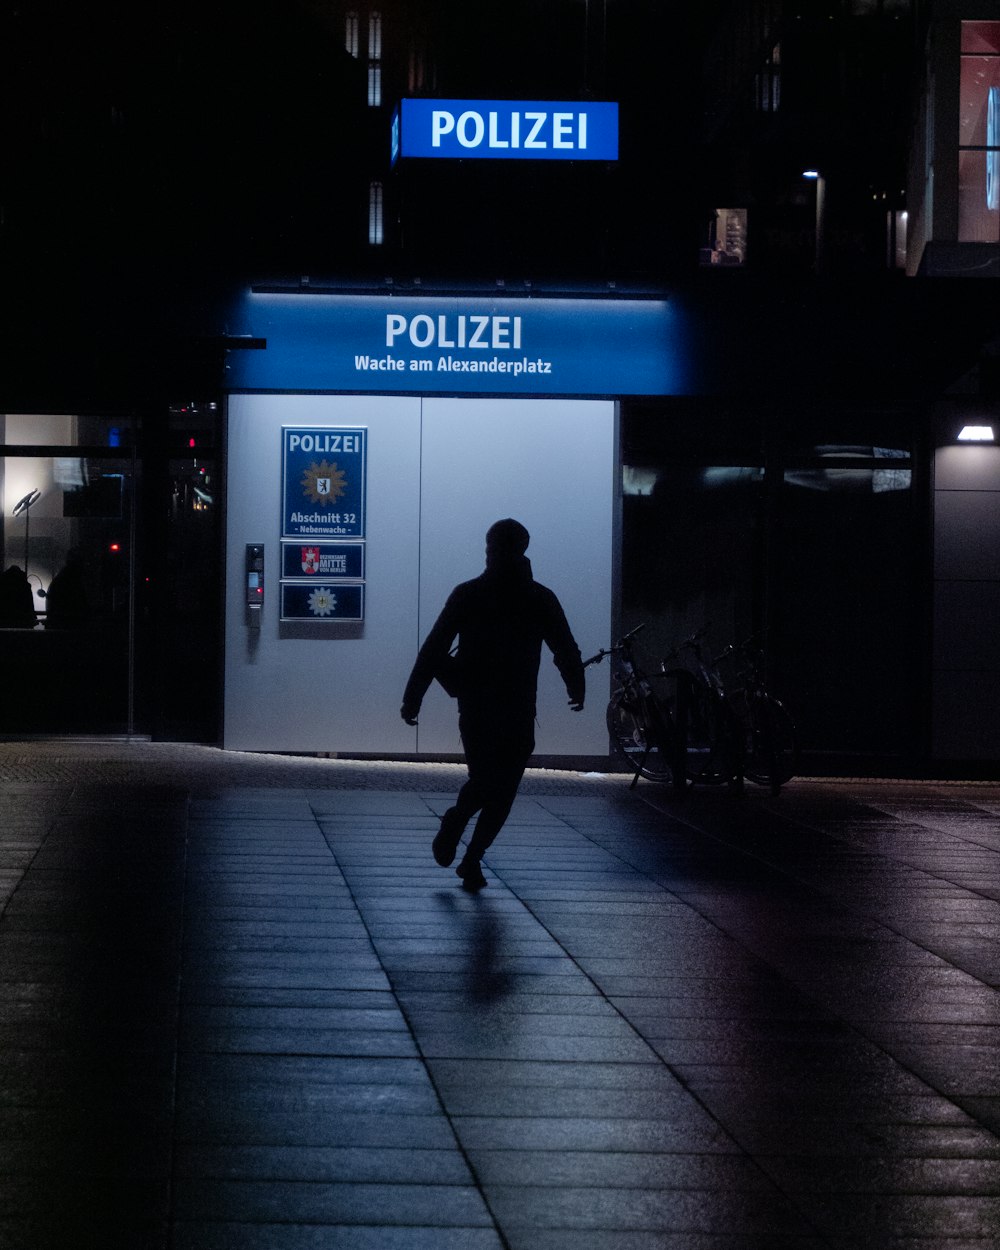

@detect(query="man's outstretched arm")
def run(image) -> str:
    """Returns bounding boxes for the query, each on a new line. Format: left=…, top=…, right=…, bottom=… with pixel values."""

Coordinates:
left=400, top=590, right=463, bottom=724
left=543, top=593, right=585, bottom=712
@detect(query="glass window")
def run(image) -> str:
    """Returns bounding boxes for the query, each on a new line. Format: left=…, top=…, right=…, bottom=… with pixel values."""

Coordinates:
left=783, top=445, right=912, bottom=494
left=700, top=208, right=748, bottom=266
left=368, top=181, right=384, bottom=245
left=620, top=462, right=764, bottom=671
left=1, top=412, right=133, bottom=448
left=776, top=461, right=918, bottom=757
left=755, top=43, right=781, bottom=113
left=150, top=452, right=220, bottom=741
left=959, top=21, right=1000, bottom=241
left=962, top=21, right=1000, bottom=55
left=368, top=63, right=382, bottom=108
left=2, top=405, right=221, bottom=740
left=959, top=53, right=1000, bottom=147
left=345, top=11, right=359, bottom=57
left=367, top=11, right=382, bottom=106
left=408, top=42, right=428, bottom=93
left=168, top=400, right=217, bottom=450
left=620, top=405, right=922, bottom=765
left=887, top=208, right=908, bottom=268
left=959, top=149, right=999, bottom=240
left=1, top=448, right=135, bottom=732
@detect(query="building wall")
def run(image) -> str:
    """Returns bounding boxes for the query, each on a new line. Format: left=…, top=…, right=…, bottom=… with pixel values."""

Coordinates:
left=224, top=393, right=615, bottom=756
left=933, top=442, right=1000, bottom=759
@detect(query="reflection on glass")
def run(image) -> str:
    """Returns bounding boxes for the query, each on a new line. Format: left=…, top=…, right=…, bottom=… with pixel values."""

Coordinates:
left=962, top=21, right=1000, bottom=56
left=701, top=208, right=748, bottom=267
left=959, top=151, right=999, bottom=242
left=2, top=412, right=132, bottom=448
left=778, top=459, right=918, bottom=755
left=959, top=54, right=1000, bottom=146
left=0, top=442, right=132, bottom=732
left=960, top=22, right=1000, bottom=240
left=622, top=466, right=659, bottom=496
left=621, top=462, right=762, bottom=670
left=785, top=446, right=912, bottom=493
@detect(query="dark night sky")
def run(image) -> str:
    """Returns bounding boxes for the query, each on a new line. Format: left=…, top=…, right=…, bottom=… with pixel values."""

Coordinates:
left=1, top=0, right=706, bottom=288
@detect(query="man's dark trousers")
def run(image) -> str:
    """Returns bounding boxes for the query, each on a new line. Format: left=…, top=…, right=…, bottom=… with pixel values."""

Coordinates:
left=453, top=703, right=535, bottom=862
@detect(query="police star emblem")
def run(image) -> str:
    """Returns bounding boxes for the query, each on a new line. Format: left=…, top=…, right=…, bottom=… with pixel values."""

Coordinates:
left=301, top=460, right=347, bottom=507
left=308, top=587, right=336, bottom=617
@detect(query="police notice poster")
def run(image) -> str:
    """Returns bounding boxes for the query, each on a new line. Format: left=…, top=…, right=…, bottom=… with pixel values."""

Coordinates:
left=281, top=427, right=366, bottom=539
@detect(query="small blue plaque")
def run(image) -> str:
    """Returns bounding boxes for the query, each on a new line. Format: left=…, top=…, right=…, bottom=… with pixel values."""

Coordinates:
left=281, top=542, right=365, bottom=580
left=280, top=582, right=364, bottom=623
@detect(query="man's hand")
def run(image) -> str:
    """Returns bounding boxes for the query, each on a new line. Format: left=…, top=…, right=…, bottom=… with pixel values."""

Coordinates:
left=400, top=702, right=420, bottom=726
left=568, top=699, right=584, bottom=713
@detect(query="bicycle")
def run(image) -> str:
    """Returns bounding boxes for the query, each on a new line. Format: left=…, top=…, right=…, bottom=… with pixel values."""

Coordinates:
left=720, top=638, right=798, bottom=795
left=584, top=624, right=686, bottom=791
left=668, top=629, right=745, bottom=789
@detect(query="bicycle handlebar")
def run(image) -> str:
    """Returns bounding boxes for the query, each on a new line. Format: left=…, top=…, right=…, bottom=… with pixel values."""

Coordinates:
left=661, top=625, right=709, bottom=667
left=665, top=629, right=767, bottom=677
left=582, top=622, right=646, bottom=668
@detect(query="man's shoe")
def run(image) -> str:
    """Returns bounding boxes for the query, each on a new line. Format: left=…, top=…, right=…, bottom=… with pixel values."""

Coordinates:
left=456, top=859, right=488, bottom=891
left=432, top=808, right=466, bottom=867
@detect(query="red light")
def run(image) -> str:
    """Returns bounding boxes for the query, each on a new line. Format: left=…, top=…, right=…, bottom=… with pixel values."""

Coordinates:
left=189, top=438, right=196, bottom=448
left=109, top=542, right=121, bottom=553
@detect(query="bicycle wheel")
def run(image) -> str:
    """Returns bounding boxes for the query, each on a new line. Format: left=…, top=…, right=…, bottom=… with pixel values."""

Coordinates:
left=676, top=675, right=741, bottom=786
left=606, top=690, right=677, bottom=784
left=741, top=694, right=798, bottom=793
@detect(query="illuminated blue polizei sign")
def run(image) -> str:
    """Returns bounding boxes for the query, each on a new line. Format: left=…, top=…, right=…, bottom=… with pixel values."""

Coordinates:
left=392, top=99, right=618, bottom=162
left=227, top=293, right=685, bottom=396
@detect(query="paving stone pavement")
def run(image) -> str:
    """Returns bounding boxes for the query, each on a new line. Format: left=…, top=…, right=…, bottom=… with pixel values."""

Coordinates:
left=2, top=741, right=1000, bottom=1247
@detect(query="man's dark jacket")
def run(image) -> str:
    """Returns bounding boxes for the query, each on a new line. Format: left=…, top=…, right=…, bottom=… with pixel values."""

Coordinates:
left=402, top=556, right=584, bottom=718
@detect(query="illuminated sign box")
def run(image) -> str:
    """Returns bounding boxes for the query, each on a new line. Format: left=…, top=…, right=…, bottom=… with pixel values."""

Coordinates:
left=392, top=99, right=618, bottom=163
left=229, top=293, right=686, bottom=396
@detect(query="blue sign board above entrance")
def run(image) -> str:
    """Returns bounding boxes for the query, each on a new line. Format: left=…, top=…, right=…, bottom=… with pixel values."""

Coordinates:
left=392, top=99, right=618, bottom=162
left=228, top=293, right=686, bottom=396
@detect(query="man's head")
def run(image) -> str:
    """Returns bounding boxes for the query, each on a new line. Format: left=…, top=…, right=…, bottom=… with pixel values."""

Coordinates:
left=485, top=518, right=530, bottom=565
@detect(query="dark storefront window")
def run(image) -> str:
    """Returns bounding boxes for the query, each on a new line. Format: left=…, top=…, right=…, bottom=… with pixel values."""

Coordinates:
left=621, top=462, right=764, bottom=668
left=141, top=402, right=221, bottom=742
left=141, top=447, right=220, bottom=742
left=773, top=444, right=920, bottom=764
left=1, top=414, right=137, bottom=734
left=620, top=406, right=923, bottom=770
left=1, top=405, right=221, bottom=741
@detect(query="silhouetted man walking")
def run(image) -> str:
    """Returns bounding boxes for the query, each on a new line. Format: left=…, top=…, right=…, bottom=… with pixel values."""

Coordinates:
left=401, top=519, right=585, bottom=890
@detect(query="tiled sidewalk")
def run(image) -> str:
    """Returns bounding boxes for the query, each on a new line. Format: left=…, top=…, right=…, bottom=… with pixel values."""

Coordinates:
left=2, top=756, right=1000, bottom=1247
